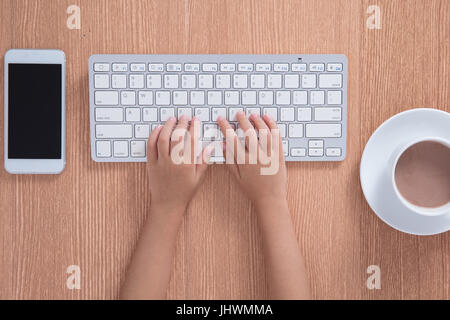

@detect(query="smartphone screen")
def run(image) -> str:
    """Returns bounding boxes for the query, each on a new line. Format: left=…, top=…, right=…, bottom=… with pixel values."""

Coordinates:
left=8, top=63, right=62, bottom=159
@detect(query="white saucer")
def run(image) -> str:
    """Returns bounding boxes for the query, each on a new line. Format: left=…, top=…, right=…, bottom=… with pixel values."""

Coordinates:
left=360, top=108, right=450, bottom=235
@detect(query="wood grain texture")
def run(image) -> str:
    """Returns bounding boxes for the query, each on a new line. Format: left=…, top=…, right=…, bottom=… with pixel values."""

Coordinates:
left=0, top=0, right=448, bottom=300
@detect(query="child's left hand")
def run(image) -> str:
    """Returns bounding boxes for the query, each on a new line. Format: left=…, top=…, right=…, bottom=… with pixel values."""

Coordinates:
left=146, top=115, right=212, bottom=215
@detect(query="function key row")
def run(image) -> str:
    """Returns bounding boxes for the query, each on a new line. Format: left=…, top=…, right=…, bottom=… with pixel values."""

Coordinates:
left=94, top=62, right=343, bottom=73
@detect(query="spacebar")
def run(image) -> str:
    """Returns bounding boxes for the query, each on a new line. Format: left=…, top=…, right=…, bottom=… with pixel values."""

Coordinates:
left=96, top=124, right=132, bottom=138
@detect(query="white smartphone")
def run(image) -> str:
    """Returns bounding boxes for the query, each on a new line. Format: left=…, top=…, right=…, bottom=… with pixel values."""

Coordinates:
left=4, top=49, right=66, bottom=174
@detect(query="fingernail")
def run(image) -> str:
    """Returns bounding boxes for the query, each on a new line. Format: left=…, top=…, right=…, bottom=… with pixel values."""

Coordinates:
left=236, top=111, right=244, bottom=117
left=217, top=116, right=224, bottom=122
left=179, top=115, right=187, bottom=121
left=169, top=116, right=176, bottom=122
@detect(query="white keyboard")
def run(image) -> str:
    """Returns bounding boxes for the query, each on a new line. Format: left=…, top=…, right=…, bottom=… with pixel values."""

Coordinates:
left=89, top=54, right=347, bottom=162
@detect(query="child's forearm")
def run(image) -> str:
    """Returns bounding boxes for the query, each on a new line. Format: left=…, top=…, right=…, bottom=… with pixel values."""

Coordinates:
left=255, top=198, right=310, bottom=300
left=120, top=204, right=184, bottom=299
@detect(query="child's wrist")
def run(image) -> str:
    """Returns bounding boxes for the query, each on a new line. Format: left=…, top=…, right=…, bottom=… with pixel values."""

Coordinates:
left=149, top=201, right=187, bottom=221
left=253, top=196, right=288, bottom=213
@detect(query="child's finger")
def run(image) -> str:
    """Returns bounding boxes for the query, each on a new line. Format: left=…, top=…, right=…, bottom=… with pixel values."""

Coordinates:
left=217, top=116, right=245, bottom=163
left=196, top=143, right=213, bottom=175
left=251, top=113, right=271, bottom=152
left=236, top=111, right=257, bottom=151
left=171, top=115, right=189, bottom=154
left=188, top=117, right=201, bottom=164
left=157, top=117, right=177, bottom=158
left=147, top=125, right=163, bottom=163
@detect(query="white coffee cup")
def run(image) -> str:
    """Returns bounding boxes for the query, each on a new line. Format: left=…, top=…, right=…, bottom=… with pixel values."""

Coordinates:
left=389, top=136, right=450, bottom=218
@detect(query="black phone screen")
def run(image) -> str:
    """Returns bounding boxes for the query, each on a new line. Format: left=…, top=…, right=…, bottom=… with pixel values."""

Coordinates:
left=8, top=63, right=62, bottom=159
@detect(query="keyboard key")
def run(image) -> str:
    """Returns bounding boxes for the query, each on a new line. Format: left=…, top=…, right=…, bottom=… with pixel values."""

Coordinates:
left=143, top=108, right=158, bottom=121
left=291, top=63, right=306, bottom=72
left=310, top=90, right=325, bottom=105
left=326, top=148, right=342, bottom=157
left=164, top=74, right=179, bottom=88
left=95, top=108, right=123, bottom=122
left=212, top=108, right=227, bottom=121
left=251, top=74, right=265, bottom=88
left=95, top=91, right=119, bottom=105
left=309, top=148, right=324, bottom=156
left=229, top=107, right=244, bottom=121
left=194, top=108, right=210, bottom=121
left=94, top=74, right=109, bottom=89
left=278, top=124, right=286, bottom=137
left=184, top=63, right=200, bottom=72
left=280, top=108, right=295, bottom=121
left=96, top=141, right=111, bottom=157
left=245, top=107, right=260, bottom=117
left=327, top=63, right=343, bottom=72
left=177, top=107, right=192, bottom=120
left=131, top=141, right=146, bottom=157
left=327, top=91, right=342, bottom=105
left=130, top=63, right=146, bottom=72
left=293, top=91, right=308, bottom=105
left=146, top=74, right=162, bottom=88
left=233, top=74, right=248, bottom=88
left=306, top=124, right=341, bottom=138
left=182, top=74, right=196, bottom=88
left=309, top=63, right=324, bottom=72
left=203, top=124, right=220, bottom=140
left=138, top=91, right=153, bottom=105
left=220, top=64, right=235, bottom=72
left=301, top=74, right=316, bottom=88
left=135, top=124, right=150, bottom=138
left=263, top=108, right=278, bottom=121
left=224, top=91, right=239, bottom=105
left=166, top=63, right=182, bottom=72
left=113, top=141, right=129, bottom=157
left=121, top=91, right=136, bottom=105
left=129, top=74, right=144, bottom=89
left=173, top=91, right=188, bottom=105
left=112, top=63, right=128, bottom=72
left=94, top=63, right=110, bottom=72
left=268, top=74, right=282, bottom=88
left=297, top=107, right=312, bottom=121
left=256, top=63, right=271, bottom=72
left=284, top=74, right=299, bottom=89
left=259, top=91, right=274, bottom=105
left=203, top=63, right=218, bottom=72
left=96, top=124, right=132, bottom=139
left=276, top=91, right=290, bottom=105
left=238, top=63, right=253, bottom=72
left=160, top=108, right=175, bottom=121
left=112, top=74, right=127, bottom=88
left=199, top=74, right=213, bottom=88
left=126, top=108, right=140, bottom=122
left=291, top=148, right=306, bottom=157
left=190, top=91, right=205, bottom=105
left=282, top=140, right=289, bottom=156
left=155, top=91, right=170, bottom=105
left=274, top=63, right=289, bottom=72
left=288, top=124, right=303, bottom=137
left=319, top=74, right=342, bottom=88
left=308, top=140, right=324, bottom=148
left=314, top=107, right=341, bottom=121
left=216, top=74, right=231, bottom=88
left=148, top=63, right=164, bottom=72
left=242, top=91, right=256, bottom=105
left=208, top=91, right=222, bottom=105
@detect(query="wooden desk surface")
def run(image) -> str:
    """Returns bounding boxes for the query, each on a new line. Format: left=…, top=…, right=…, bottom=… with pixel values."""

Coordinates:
left=0, top=0, right=448, bottom=300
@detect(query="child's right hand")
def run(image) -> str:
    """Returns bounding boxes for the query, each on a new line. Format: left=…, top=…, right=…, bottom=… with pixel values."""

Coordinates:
left=217, top=112, right=287, bottom=209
